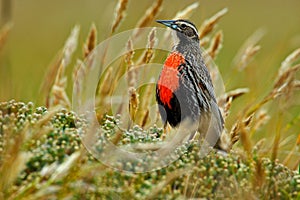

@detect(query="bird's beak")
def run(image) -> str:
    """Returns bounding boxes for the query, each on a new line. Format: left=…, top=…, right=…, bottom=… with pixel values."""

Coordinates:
left=156, top=20, right=177, bottom=30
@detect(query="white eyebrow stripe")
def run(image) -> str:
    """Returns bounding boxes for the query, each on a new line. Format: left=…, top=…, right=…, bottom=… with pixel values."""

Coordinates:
left=178, top=21, right=199, bottom=35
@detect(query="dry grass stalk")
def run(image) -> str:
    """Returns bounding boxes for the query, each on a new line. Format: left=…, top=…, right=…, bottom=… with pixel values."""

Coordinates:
left=223, top=96, right=232, bottom=119
left=128, top=87, right=139, bottom=123
left=48, top=60, right=71, bottom=108
left=50, top=152, right=81, bottom=181
left=208, top=30, right=223, bottom=59
left=139, top=83, right=153, bottom=111
left=253, top=158, right=265, bottom=188
left=270, top=50, right=300, bottom=104
left=0, top=22, right=12, bottom=52
left=280, top=48, right=300, bottom=74
left=238, top=45, right=261, bottom=71
left=264, top=64, right=300, bottom=105
left=251, top=110, right=270, bottom=133
left=42, top=26, right=80, bottom=107
left=145, top=168, right=189, bottom=200
left=199, top=8, right=228, bottom=40
left=125, top=39, right=137, bottom=88
left=218, top=88, right=250, bottom=112
left=138, top=28, right=157, bottom=65
left=104, top=61, right=130, bottom=119
left=111, top=0, right=129, bottom=34
left=111, top=60, right=128, bottom=95
left=110, top=129, right=123, bottom=145
left=244, top=60, right=299, bottom=119
left=99, top=67, right=113, bottom=97
left=140, top=109, right=149, bottom=128
left=174, top=2, right=199, bottom=19
left=233, top=29, right=265, bottom=70
left=229, top=114, right=253, bottom=149
left=62, top=26, right=80, bottom=66
left=135, top=82, right=154, bottom=126
left=96, top=66, right=114, bottom=120
left=283, top=134, right=300, bottom=167
left=83, top=23, right=97, bottom=58
left=133, top=0, right=163, bottom=39
left=125, top=39, right=134, bottom=66
left=293, top=80, right=300, bottom=89
left=271, top=118, right=282, bottom=162
left=239, top=120, right=252, bottom=156
left=244, top=114, right=254, bottom=127
left=0, top=125, right=27, bottom=194
left=40, top=56, right=63, bottom=103
left=274, top=64, right=300, bottom=89
left=253, top=138, right=266, bottom=153
left=72, top=59, right=86, bottom=99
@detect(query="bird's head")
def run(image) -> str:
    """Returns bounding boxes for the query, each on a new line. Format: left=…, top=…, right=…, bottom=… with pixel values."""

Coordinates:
left=156, top=19, right=199, bottom=42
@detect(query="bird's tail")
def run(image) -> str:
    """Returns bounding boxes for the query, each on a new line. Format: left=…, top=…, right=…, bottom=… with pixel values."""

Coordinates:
left=199, top=100, right=227, bottom=153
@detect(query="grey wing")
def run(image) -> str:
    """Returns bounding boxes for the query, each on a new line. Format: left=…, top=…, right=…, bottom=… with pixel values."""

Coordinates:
left=204, top=99, right=224, bottom=148
left=185, top=59, right=224, bottom=148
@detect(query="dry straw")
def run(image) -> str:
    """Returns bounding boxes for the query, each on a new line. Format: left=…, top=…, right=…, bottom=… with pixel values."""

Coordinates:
left=252, top=158, right=265, bottom=189
left=42, top=26, right=80, bottom=108
left=133, top=0, right=163, bottom=39
left=228, top=49, right=300, bottom=153
left=138, top=28, right=157, bottom=65
left=229, top=114, right=253, bottom=149
left=125, top=39, right=136, bottom=88
left=173, top=2, right=199, bottom=19
left=145, top=168, right=189, bottom=200
left=251, top=110, right=270, bottom=134
left=137, top=83, right=154, bottom=126
left=271, top=118, right=282, bottom=162
left=238, top=115, right=253, bottom=155
left=74, top=24, right=98, bottom=91
left=233, top=29, right=265, bottom=70
left=198, top=8, right=228, bottom=40
left=282, top=133, right=300, bottom=167
left=128, top=87, right=139, bottom=123
left=48, top=60, right=71, bottom=108
left=83, top=23, right=97, bottom=58
left=140, top=109, right=149, bottom=128
left=99, top=67, right=113, bottom=97
left=218, top=88, right=249, bottom=118
left=208, top=30, right=223, bottom=59
left=125, top=39, right=139, bottom=122
left=0, top=125, right=27, bottom=194
left=111, top=0, right=129, bottom=34
left=280, top=48, right=300, bottom=74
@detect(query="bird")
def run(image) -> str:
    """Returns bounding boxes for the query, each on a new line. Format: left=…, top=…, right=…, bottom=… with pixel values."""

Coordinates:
left=155, top=19, right=224, bottom=150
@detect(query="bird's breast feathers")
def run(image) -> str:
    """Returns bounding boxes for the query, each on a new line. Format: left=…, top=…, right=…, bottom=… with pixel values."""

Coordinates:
left=157, top=52, right=185, bottom=108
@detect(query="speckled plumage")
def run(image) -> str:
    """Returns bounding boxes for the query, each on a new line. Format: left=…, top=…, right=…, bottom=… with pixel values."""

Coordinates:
left=156, top=19, right=224, bottom=148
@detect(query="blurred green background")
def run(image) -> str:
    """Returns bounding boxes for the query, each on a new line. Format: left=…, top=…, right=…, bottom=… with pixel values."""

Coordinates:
left=0, top=0, right=300, bottom=167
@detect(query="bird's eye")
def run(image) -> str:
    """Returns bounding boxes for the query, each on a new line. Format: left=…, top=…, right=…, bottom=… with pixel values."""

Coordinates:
left=180, top=24, right=187, bottom=29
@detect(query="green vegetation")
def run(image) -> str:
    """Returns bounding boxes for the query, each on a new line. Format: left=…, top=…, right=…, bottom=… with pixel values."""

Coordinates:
left=0, top=100, right=299, bottom=199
